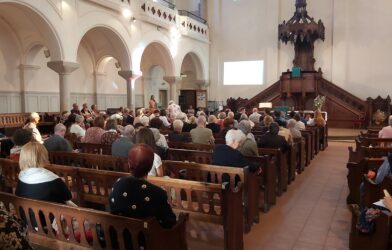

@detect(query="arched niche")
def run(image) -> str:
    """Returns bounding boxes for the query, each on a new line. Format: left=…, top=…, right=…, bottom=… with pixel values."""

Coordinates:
left=180, top=52, right=204, bottom=90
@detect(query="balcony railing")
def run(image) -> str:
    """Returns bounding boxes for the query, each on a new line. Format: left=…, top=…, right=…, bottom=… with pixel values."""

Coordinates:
left=152, top=0, right=175, bottom=10
left=178, top=10, right=207, bottom=24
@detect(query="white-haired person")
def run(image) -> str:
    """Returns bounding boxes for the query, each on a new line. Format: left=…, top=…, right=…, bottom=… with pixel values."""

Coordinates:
left=69, top=114, right=86, bottom=139
left=249, top=108, right=262, bottom=124
left=44, top=123, right=73, bottom=152
left=227, top=111, right=239, bottom=128
left=379, top=115, right=392, bottom=139
left=287, top=119, right=302, bottom=139
left=190, top=115, right=215, bottom=144
left=168, top=120, right=190, bottom=142
left=23, top=112, right=43, bottom=144
left=238, top=120, right=259, bottom=157
left=168, top=100, right=181, bottom=123
left=112, top=125, right=135, bottom=157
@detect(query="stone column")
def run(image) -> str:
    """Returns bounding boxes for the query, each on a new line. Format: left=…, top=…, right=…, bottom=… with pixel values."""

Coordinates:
left=19, top=64, right=41, bottom=112
left=118, top=70, right=135, bottom=111
left=47, top=61, right=79, bottom=113
left=164, top=76, right=181, bottom=103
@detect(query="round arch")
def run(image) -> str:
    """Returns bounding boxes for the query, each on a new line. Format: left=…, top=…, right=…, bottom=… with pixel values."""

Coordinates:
left=180, top=52, right=204, bottom=80
left=140, top=41, right=175, bottom=77
left=175, top=44, right=208, bottom=80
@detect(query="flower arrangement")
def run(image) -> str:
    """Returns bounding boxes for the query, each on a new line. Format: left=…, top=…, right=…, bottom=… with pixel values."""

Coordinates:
left=314, top=95, right=326, bottom=111
left=373, top=109, right=386, bottom=125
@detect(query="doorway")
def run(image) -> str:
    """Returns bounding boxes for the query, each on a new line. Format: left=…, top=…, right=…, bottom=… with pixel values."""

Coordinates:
left=179, top=90, right=196, bottom=111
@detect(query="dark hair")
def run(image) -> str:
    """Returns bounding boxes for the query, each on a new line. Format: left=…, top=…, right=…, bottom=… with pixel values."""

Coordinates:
left=294, top=114, right=301, bottom=122
left=105, top=119, right=117, bottom=130
left=268, top=122, right=280, bottom=135
left=149, top=117, right=163, bottom=129
left=289, top=111, right=295, bottom=118
left=223, top=117, right=234, bottom=128
left=12, top=129, right=33, bottom=146
left=274, top=110, right=281, bottom=118
left=153, top=109, right=160, bottom=114
left=128, top=144, right=154, bottom=178
left=135, top=128, right=156, bottom=148
left=134, top=123, right=144, bottom=130
left=93, top=116, right=105, bottom=128
left=160, top=109, right=167, bottom=116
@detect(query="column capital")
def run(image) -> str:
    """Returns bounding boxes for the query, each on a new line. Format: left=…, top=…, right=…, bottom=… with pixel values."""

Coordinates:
left=164, top=76, right=182, bottom=84
left=47, top=61, right=79, bottom=74
left=196, top=80, right=210, bottom=87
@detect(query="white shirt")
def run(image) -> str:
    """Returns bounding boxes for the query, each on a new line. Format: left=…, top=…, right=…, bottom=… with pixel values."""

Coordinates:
left=148, top=153, right=162, bottom=176
left=295, top=121, right=306, bottom=131
left=70, top=124, right=86, bottom=138
left=159, top=116, right=171, bottom=128
left=23, top=123, right=43, bottom=144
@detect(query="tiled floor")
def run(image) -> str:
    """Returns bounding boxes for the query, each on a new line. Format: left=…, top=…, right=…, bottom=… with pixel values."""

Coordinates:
left=244, top=141, right=352, bottom=250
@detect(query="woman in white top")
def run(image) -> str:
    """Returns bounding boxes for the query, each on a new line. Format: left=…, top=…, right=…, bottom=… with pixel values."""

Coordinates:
left=23, top=112, right=43, bottom=144
left=135, top=128, right=163, bottom=177
left=70, top=114, right=86, bottom=139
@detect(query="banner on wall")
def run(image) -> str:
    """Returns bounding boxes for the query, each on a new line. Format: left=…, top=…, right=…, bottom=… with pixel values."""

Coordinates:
left=196, top=90, right=207, bottom=108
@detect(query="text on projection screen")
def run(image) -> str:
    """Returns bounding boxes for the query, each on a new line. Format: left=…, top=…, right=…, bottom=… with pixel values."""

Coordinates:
left=223, top=60, right=264, bottom=85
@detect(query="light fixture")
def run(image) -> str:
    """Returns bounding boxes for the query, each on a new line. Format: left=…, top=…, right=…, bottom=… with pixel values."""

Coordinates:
left=44, top=50, right=51, bottom=58
left=259, top=102, right=272, bottom=109
left=132, top=17, right=136, bottom=23
left=122, top=9, right=132, bottom=19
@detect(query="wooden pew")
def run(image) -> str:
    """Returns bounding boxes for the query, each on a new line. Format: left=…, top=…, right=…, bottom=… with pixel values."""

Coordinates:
left=0, top=159, right=245, bottom=250
left=348, top=146, right=392, bottom=164
left=356, top=137, right=392, bottom=148
left=349, top=204, right=392, bottom=250
left=167, top=148, right=277, bottom=212
left=76, top=142, right=112, bottom=155
left=168, top=142, right=213, bottom=152
left=362, top=175, right=392, bottom=208
left=301, top=130, right=314, bottom=161
left=48, top=151, right=128, bottom=172
left=0, top=191, right=188, bottom=250
left=294, top=137, right=306, bottom=173
left=161, top=160, right=259, bottom=232
left=346, top=158, right=384, bottom=204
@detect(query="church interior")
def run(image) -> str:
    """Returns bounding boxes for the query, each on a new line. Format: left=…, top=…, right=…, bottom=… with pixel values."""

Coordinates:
left=0, top=0, right=392, bottom=249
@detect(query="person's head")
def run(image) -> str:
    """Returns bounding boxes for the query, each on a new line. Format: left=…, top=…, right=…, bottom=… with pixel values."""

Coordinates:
left=123, top=108, right=130, bottom=115
left=168, top=100, right=174, bottom=106
left=188, top=116, right=197, bottom=124
left=268, top=122, right=280, bottom=135
left=294, top=114, right=301, bottom=122
left=223, top=117, right=234, bottom=128
left=239, top=107, right=245, bottom=114
left=75, top=114, right=84, bottom=124
left=134, top=123, right=144, bottom=133
left=176, top=112, right=187, bottom=122
left=153, top=109, right=160, bottom=117
left=274, top=110, right=281, bottom=118
left=160, top=109, right=167, bottom=117
left=82, top=103, right=88, bottom=110
left=135, top=127, right=156, bottom=148
left=289, top=111, right=295, bottom=118
left=218, top=112, right=226, bottom=120
left=238, top=120, right=251, bottom=135
left=239, top=114, right=249, bottom=122
left=128, top=144, right=154, bottom=178
left=189, top=105, right=193, bottom=109
left=150, top=95, right=155, bottom=100
left=225, top=129, right=245, bottom=149
left=93, top=116, right=105, bottom=129
left=30, top=112, right=40, bottom=124
left=19, top=141, right=49, bottom=171
left=140, top=116, right=150, bottom=127
left=389, top=115, right=392, bottom=126
left=12, top=129, right=33, bottom=146
left=123, top=125, right=135, bottom=138
left=173, top=120, right=184, bottom=132
left=149, top=117, right=163, bottom=129
left=136, top=108, right=144, bottom=117
left=54, top=123, right=67, bottom=137
left=105, top=119, right=117, bottom=130
left=91, top=104, right=97, bottom=111
left=228, top=111, right=235, bottom=119
left=252, top=108, right=258, bottom=113
left=263, top=115, right=273, bottom=126
left=197, top=115, right=207, bottom=127
left=208, top=115, right=217, bottom=124
left=72, top=103, right=79, bottom=110
left=287, top=119, right=297, bottom=129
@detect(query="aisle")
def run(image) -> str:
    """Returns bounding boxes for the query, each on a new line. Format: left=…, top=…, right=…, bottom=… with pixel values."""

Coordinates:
left=244, top=141, right=353, bottom=250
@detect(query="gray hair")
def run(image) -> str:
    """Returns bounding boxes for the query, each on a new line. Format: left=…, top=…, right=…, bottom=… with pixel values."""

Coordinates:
left=228, top=112, right=234, bottom=118
left=197, top=115, right=207, bottom=126
left=140, top=116, right=150, bottom=126
left=123, top=125, right=135, bottom=137
left=287, top=119, right=297, bottom=128
left=225, top=129, right=245, bottom=145
left=54, top=123, right=66, bottom=133
left=75, top=114, right=84, bottom=123
left=208, top=115, right=217, bottom=124
left=176, top=112, right=187, bottom=122
left=173, top=120, right=184, bottom=131
left=389, top=115, right=392, bottom=126
left=238, top=120, right=251, bottom=135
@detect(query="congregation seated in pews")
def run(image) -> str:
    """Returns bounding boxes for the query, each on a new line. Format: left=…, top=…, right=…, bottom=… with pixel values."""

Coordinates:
left=0, top=103, right=327, bottom=249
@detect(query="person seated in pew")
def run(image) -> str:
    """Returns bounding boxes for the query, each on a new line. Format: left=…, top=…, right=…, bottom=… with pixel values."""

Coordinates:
left=135, top=128, right=164, bottom=176
left=16, top=141, right=72, bottom=204
left=206, top=115, right=221, bottom=134
left=23, top=112, right=43, bottom=144
left=112, top=125, right=135, bottom=157
left=109, top=144, right=176, bottom=228
left=238, top=120, right=259, bottom=157
left=9, top=129, right=33, bottom=161
left=249, top=108, right=262, bottom=124
left=122, top=108, right=134, bottom=126
left=70, top=103, right=81, bottom=115
left=287, top=119, right=302, bottom=140
left=69, top=114, right=86, bottom=140
left=258, top=122, right=290, bottom=153
left=294, top=114, right=306, bottom=130
left=149, top=118, right=169, bottom=149
left=260, top=115, right=274, bottom=135
left=43, top=123, right=73, bottom=152
left=190, top=116, right=215, bottom=145
left=83, top=116, right=106, bottom=144
left=273, top=110, right=287, bottom=127
left=159, top=109, right=171, bottom=128
left=379, top=115, right=392, bottom=140
left=216, top=112, right=226, bottom=128
left=278, top=124, right=293, bottom=145
left=101, top=119, right=120, bottom=145
left=218, top=117, right=235, bottom=138
left=168, top=120, right=191, bottom=143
